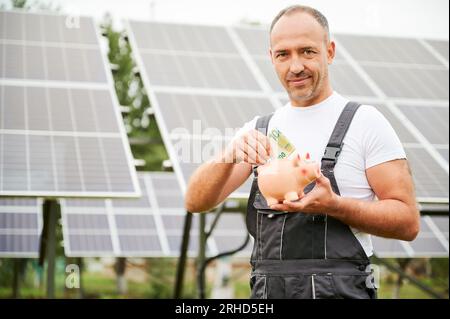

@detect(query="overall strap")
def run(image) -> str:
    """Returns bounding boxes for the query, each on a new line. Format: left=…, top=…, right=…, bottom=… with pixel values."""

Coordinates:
left=255, top=113, right=274, bottom=135
left=247, top=113, right=274, bottom=237
left=321, top=101, right=362, bottom=195
left=252, top=113, right=274, bottom=177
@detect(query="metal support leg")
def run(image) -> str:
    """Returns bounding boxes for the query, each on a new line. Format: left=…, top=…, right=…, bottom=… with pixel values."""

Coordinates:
left=12, top=258, right=25, bottom=298
left=77, top=257, right=84, bottom=299
left=115, top=257, right=127, bottom=295
left=174, top=211, right=193, bottom=298
left=197, top=213, right=206, bottom=299
left=39, top=199, right=59, bottom=299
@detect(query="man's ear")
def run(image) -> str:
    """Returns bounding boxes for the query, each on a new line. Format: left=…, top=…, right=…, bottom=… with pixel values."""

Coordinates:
left=269, top=48, right=274, bottom=64
left=327, top=41, right=336, bottom=64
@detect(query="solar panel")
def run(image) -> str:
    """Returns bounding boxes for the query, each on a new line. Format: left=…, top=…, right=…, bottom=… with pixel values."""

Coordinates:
left=0, top=197, right=42, bottom=257
left=360, top=66, right=448, bottom=100
left=373, top=216, right=449, bottom=258
left=438, top=149, right=449, bottom=162
left=154, top=92, right=273, bottom=136
left=426, top=40, right=449, bottom=61
left=374, top=105, right=419, bottom=143
left=212, top=213, right=253, bottom=256
left=129, top=24, right=264, bottom=199
left=329, top=62, right=376, bottom=97
left=375, top=104, right=448, bottom=201
left=396, top=105, right=448, bottom=145
left=60, top=172, right=252, bottom=257
left=335, top=35, right=445, bottom=66
left=405, top=147, right=449, bottom=200
left=431, top=216, right=449, bottom=239
left=0, top=44, right=107, bottom=82
left=129, top=21, right=238, bottom=54
left=127, top=20, right=448, bottom=205
left=371, top=237, right=410, bottom=258
left=127, top=21, right=281, bottom=197
left=141, top=53, right=261, bottom=91
left=0, top=10, right=139, bottom=197
left=61, top=172, right=218, bottom=257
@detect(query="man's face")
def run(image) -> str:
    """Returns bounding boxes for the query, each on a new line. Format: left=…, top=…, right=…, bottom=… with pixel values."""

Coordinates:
left=270, top=12, right=335, bottom=106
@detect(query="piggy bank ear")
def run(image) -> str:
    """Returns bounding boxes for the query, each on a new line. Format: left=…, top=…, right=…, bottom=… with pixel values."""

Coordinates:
left=292, top=153, right=301, bottom=166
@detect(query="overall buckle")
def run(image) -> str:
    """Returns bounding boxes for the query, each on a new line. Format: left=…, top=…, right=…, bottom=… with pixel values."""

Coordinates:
left=322, top=146, right=342, bottom=162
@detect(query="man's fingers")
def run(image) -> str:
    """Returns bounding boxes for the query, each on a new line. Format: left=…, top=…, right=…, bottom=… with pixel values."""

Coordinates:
left=269, top=204, right=289, bottom=211
left=238, top=139, right=263, bottom=165
left=283, top=200, right=305, bottom=209
left=247, top=139, right=269, bottom=163
left=270, top=200, right=305, bottom=212
left=250, top=130, right=271, bottom=158
left=246, top=133, right=270, bottom=162
left=230, top=130, right=272, bottom=165
left=242, top=134, right=269, bottom=164
left=316, top=172, right=328, bottom=185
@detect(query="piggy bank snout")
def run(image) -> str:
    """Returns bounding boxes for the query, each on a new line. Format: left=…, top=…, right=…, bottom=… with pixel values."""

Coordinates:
left=295, top=162, right=321, bottom=182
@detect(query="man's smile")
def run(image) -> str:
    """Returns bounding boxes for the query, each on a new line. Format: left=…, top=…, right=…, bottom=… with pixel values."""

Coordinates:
left=287, top=76, right=312, bottom=87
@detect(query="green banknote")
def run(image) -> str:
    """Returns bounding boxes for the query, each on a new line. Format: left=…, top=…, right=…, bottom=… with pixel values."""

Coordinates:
left=268, top=128, right=296, bottom=160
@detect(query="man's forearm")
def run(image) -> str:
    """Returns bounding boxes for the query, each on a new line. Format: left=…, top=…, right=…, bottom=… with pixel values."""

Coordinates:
left=328, top=197, right=420, bottom=241
left=184, top=159, right=235, bottom=213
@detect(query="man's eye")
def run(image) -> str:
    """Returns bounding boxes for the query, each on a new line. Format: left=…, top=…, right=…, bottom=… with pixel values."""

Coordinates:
left=276, top=52, right=287, bottom=58
left=304, top=50, right=315, bottom=55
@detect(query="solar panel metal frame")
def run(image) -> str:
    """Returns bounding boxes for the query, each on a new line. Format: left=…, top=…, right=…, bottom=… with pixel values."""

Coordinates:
left=0, top=10, right=140, bottom=198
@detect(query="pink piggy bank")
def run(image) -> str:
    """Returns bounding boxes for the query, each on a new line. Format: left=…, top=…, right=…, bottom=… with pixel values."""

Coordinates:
left=256, top=154, right=321, bottom=206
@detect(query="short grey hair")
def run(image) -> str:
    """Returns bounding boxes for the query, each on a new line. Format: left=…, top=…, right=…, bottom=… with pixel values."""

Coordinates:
left=270, top=5, right=330, bottom=41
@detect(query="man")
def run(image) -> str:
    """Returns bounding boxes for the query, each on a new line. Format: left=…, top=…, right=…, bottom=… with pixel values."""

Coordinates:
left=185, top=5, right=420, bottom=299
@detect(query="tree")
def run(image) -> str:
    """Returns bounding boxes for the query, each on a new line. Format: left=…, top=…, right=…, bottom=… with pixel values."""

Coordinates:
left=100, top=14, right=168, bottom=171
left=5, top=0, right=60, bottom=11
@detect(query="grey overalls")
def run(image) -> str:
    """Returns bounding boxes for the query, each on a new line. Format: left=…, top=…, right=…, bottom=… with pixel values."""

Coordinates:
left=246, top=102, right=377, bottom=299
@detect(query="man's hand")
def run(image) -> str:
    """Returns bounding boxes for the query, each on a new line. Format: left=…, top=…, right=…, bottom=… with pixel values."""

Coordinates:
left=269, top=173, right=340, bottom=214
left=185, top=129, right=271, bottom=213
left=270, top=159, right=420, bottom=241
left=221, top=129, right=271, bottom=165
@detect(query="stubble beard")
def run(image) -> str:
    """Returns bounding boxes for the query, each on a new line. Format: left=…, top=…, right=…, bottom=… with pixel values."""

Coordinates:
left=287, top=70, right=328, bottom=105
left=287, top=77, right=319, bottom=104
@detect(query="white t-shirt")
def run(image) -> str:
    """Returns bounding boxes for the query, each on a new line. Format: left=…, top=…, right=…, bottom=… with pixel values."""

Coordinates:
left=235, top=91, right=406, bottom=257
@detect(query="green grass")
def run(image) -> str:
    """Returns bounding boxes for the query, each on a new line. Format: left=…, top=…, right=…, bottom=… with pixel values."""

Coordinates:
left=233, top=279, right=445, bottom=299
left=0, top=274, right=446, bottom=299
left=0, top=258, right=447, bottom=299
left=377, top=282, right=430, bottom=299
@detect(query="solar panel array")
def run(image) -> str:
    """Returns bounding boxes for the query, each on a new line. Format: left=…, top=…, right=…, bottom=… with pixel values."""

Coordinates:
left=0, top=197, right=42, bottom=257
left=126, top=21, right=449, bottom=203
left=0, top=10, right=139, bottom=197
left=0, top=12, right=447, bottom=260
left=60, top=172, right=252, bottom=257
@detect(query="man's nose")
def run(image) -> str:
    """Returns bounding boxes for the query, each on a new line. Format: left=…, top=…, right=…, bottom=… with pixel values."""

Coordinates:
left=289, top=57, right=305, bottom=74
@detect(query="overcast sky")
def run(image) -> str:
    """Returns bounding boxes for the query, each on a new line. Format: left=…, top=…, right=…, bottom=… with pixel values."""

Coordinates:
left=1, top=0, right=449, bottom=39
